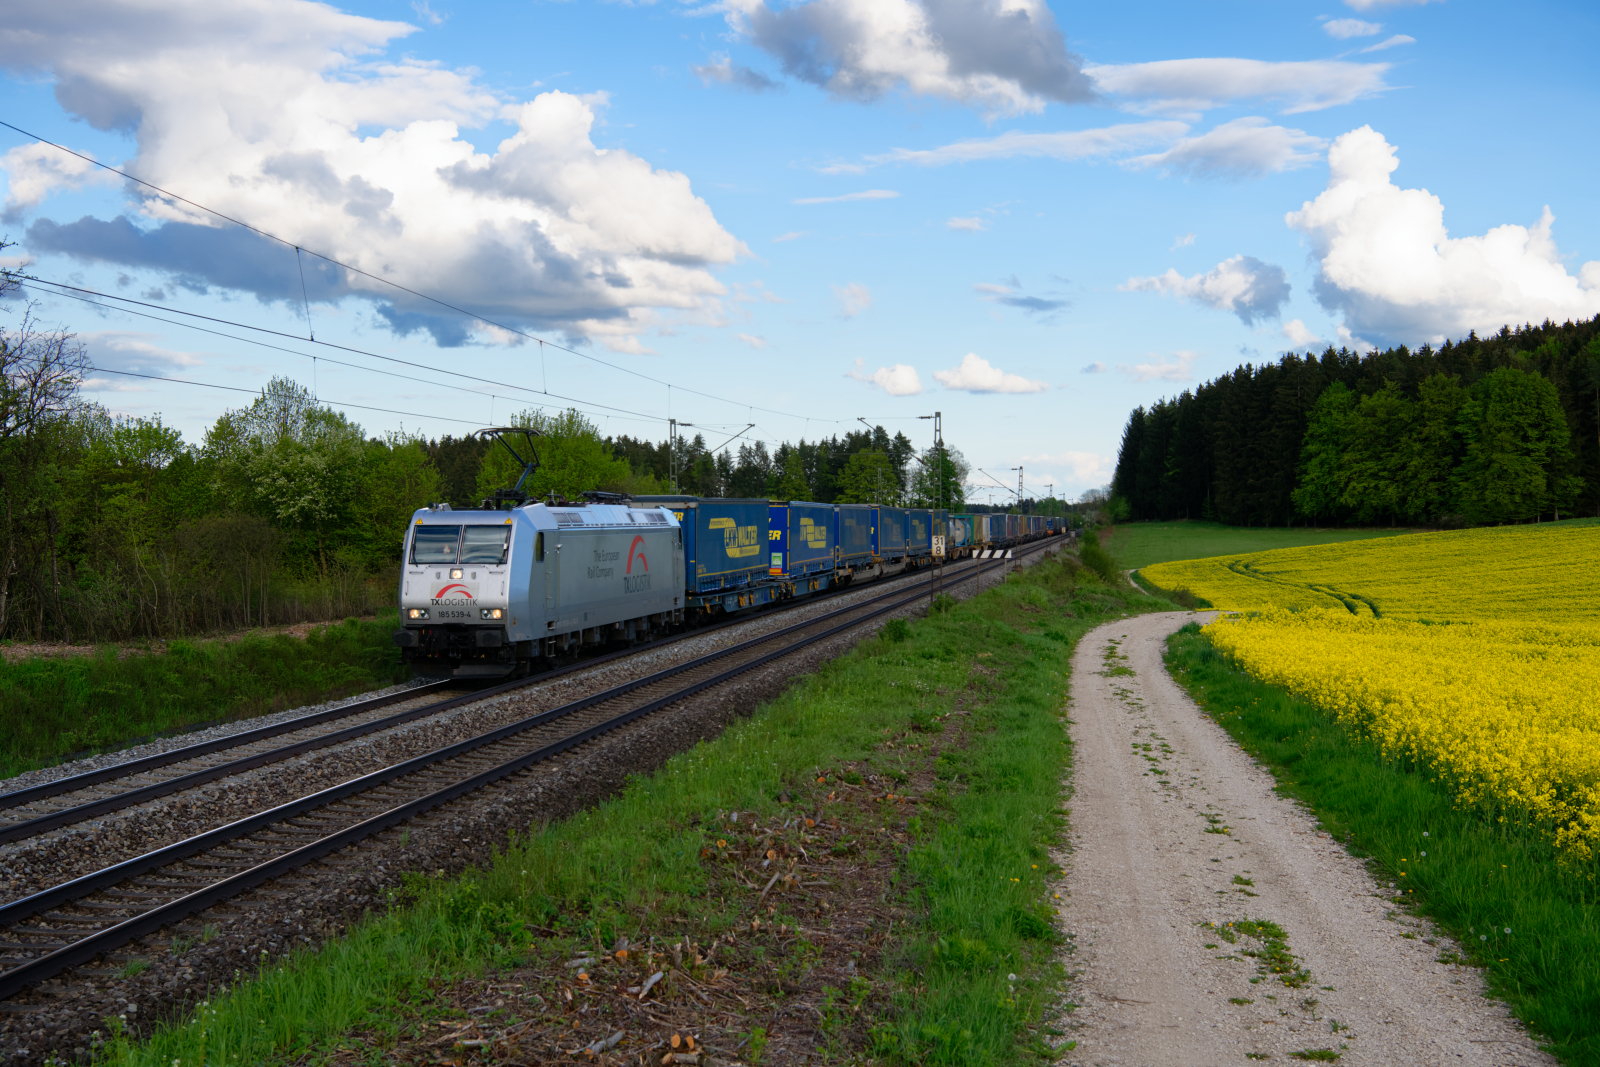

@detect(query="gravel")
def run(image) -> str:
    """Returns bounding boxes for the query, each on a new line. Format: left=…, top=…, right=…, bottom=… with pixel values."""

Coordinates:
left=0, top=547, right=1056, bottom=1065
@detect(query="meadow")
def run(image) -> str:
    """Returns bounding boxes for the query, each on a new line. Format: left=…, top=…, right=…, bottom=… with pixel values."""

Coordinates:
left=1102, top=519, right=1413, bottom=570
left=0, top=617, right=408, bottom=779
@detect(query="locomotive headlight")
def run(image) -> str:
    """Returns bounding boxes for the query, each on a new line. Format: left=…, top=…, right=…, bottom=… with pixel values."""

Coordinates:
left=480, top=607, right=504, bottom=620
left=450, top=568, right=464, bottom=580
left=407, top=608, right=429, bottom=620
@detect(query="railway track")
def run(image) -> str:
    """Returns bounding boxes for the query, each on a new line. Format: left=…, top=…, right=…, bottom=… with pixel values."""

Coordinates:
left=0, top=542, right=1053, bottom=1003
left=0, top=545, right=1031, bottom=847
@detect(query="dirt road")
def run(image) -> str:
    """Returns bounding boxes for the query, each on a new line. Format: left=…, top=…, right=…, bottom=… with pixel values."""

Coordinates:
left=1055, top=611, right=1551, bottom=1066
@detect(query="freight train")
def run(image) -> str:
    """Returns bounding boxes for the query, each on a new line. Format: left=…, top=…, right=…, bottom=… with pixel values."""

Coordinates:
left=393, top=428, right=1061, bottom=679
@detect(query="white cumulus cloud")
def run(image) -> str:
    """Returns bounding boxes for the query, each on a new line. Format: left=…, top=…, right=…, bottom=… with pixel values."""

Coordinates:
left=834, top=282, right=873, bottom=317
left=847, top=358, right=923, bottom=396
left=1128, top=117, right=1324, bottom=179
left=1282, top=319, right=1322, bottom=347
left=736, top=333, right=768, bottom=349
left=1117, top=350, right=1201, bottom=383
left=947, top=217, right=986, bottom=231
left=1086, top=58, right=1390, bottom=115
left=2, top=0, right=745, bottom=351
left=932, top=353, right=1047, bottom=394
left=719, top=0, right=1094, bottom=116
left=1286, top=126, right=1600, bottom=346
left=1124, top=254, right=1291, bottom=324
left=1323, top=18, right=1383, bottom=38
left=1, top=142, right=119, bottom=220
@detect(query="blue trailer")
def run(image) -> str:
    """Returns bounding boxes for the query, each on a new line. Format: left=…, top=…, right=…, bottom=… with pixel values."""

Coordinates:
left=873, top=506, right=908, bottom=560
left=632, top=496, right=778, bottom=615
left=906, top=509, right=932, bottom=563
left=769, top=499, right=835, bottom=596
left=836, top=504, right=875, bottom=571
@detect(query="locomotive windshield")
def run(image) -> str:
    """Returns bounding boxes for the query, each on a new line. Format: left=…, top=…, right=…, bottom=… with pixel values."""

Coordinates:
left=411, top=525, right=461, bottom=564
left=460, top=525, right=510, bottom=564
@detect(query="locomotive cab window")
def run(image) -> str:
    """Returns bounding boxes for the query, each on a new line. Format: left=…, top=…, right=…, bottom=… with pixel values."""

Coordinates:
left=535, top=532, right=545, bottom=561
left=460, top=525, right=510, bottom=565
left=411, top=525, right=461, bottom=564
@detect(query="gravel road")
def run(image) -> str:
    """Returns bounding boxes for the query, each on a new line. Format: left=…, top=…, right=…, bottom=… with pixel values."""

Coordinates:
left=1055, top=611, right=1552, bottom=1067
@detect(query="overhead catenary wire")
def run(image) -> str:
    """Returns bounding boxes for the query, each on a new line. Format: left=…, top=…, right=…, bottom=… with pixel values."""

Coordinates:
left=20, top=276, right=665, bottom=427
left=0, top=118, right=845, bottom=428
left=80, top=366, right=492, bottom=428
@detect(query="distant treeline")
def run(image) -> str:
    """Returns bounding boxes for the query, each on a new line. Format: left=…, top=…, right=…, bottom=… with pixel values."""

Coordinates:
left=1110, top=317, right=1600, bottom=526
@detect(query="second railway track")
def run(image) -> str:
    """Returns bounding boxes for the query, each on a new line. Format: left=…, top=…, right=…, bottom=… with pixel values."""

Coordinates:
left=0, top=543, right=1051, bottom=1005
left=0, top=547, right=1021, bottom=848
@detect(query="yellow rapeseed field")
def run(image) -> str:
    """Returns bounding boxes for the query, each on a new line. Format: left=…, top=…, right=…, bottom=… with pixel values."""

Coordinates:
left=1143, top=520, right=1600, bottom=861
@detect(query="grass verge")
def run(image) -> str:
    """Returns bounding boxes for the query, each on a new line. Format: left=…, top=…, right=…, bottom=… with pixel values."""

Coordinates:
left=0, top=616, right=409, bottom=780
left=1104, top=520, right=1415, bottom=570
left=101, top=555, right=1173, bottom=1067
left=1166, top=623, right=1600, bottom=1067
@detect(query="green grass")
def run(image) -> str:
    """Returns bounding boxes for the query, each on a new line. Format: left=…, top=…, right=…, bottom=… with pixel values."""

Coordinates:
left=103, top=557, right=1173, bottom=1067
left=1104, top=520, right=1416, bottom=569
left=0, top=616, right=409, bottom=779
left=1166, top=624, right=1600, bottom=1067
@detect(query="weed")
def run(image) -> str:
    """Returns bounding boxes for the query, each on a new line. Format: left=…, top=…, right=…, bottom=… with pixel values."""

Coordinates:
left=1289, top=1049, right=1341, bottom=1062
left=117, top=959, right=150, bottom=979
left=1228, top=997, right=1253, bottom=1005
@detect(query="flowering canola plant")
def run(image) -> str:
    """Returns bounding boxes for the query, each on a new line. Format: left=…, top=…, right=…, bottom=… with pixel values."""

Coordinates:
left=1144, top=520, right=1600, bottom=862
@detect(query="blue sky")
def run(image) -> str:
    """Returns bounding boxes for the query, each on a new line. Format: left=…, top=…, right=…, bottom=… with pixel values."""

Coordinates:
left=3, top=0, right=1598, bottom=504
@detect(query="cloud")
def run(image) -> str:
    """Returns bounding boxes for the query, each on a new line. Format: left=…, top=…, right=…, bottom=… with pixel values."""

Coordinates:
left=1361, top=34, right=1415, bottom=52
left=1171, top=233, right=1195, bottom=250
left=971, top=281, right=1068, bottom=315
left=1124, top=254, right=1291, bottom=324
left=772, top=231, right=807, bottom=242
left=80, top=330, right=208, bottom=373
left=932, top=352, right=1047, bottom=393
left=1085, top=58, right=1390, bottom=115
left=834, top=281, right=872, bottom=317
left=1081, top=361, right=1106, bottom=374
left=735, top=333, right=768, bottom=349
left=1282, top=319, right=1321, bottom=347
left=794, top=189, right=899, bottom=204
left=410, top=0, right=445, bottom=26
left=1286, top=126, right=1600, bottom=346
left=1323, top=18, right=1382, bottom=38
left=2, top=0, right=744, bottom=351
left=847, top=358, right=922, bottom=395
left=947, top=217, right=986, bottom=231
left=1128, top=117, right=1324, bottom=179
left=1021, top=450, right=1113, bottom=483
left=2, top=141, right=119, bottom=220
left=692, top=53, right=783, bottom=91
left=720, top=0, right=1095, bottom=115
left=1344, top=0, right=1441, bottom=9
left=1117, top=350, right=1201, bottom=383
left=871, top=120, right=1186, bottom=167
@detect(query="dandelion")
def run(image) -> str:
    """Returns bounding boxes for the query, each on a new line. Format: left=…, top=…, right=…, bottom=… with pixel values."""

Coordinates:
left=1008, top=973, right=1018, bottom=981
left=1504, top=927, right=1511, bottom=934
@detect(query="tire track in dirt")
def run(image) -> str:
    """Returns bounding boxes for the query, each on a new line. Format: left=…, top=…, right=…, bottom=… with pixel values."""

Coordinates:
left=1054, top=610, right=1552, bottom=1066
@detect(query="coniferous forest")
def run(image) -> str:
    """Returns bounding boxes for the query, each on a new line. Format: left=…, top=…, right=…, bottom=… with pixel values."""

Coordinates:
left=1110, top=317, right=1600, bottom=527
